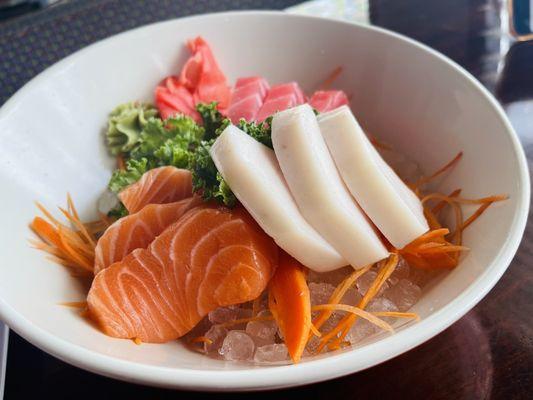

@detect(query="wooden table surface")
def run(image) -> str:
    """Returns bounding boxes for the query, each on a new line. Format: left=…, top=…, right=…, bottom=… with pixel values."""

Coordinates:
left=2, top=0, right=532, bottom=399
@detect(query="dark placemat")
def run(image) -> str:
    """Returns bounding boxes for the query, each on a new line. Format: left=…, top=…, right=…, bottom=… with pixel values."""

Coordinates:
left=0, top=0, right=301, bottom=105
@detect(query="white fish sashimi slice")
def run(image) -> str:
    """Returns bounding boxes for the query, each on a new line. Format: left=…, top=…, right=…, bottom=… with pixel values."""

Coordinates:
left=210, top=125, right=347, bottom=272
left=318, top=105, right=429, bottom=249
left=271, top=104, right=389, bottom=268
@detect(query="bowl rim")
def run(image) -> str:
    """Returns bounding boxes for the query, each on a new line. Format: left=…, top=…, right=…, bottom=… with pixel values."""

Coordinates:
left=0, top=10, right=529, bottom=392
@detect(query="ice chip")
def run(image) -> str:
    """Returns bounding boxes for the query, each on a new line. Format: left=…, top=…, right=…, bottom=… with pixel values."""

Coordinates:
left=319, top=311, right=344, bottom=333
left=208, top=306, right=240, bottom=324
left=356, top=270, right=389, bottom=296
left=254, top=343, right=289, bottom=363
left=203, top=325, right=227, bottom=353
left=341, top=288, right=361, bottom=306
left=246, top=316, right=277, bottom=347
left=388, top=257, right=410, bottom=286
left=307, top=267, right=352, bottom=286
left=384, top=279, right=421, bottom=311
left=309, top=282, right=336, bottom=306
left=346, top=319, right=377, bottom=344
left=367, top=297, right=399, bottom=313
left=409, top=267, right=436, bottom=286
left=219, top=330, right=255, bottom=361
left=237, top=307, right=253, bottom=320
left=305, top=336, right=321, bottom=354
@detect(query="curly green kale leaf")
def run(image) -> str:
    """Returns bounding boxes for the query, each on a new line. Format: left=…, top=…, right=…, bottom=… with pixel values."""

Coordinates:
left=189, top=140, right=236, bottom=207
left=107, top=202, right=129, bottom=219
left=196, top=102, right=227, bottom=141
left=236, top=116, right=273, bottom=148
left=108, top=158, right=148, bottom=193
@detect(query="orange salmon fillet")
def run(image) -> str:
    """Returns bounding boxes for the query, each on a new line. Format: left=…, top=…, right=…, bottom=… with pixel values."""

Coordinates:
left=94, top=197, right=202, bottom=274
left=87, top=204, right=278, bottom=343
left=119, top=166, right=192, bottom=214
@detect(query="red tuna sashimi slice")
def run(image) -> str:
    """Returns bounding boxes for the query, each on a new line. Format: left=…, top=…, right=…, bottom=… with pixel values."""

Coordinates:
left=179, top=37, right=231, bottom=109
left=256, top=82, right=306, bottom=122
left=226, top=77, right=270, bottom=123
left=309, top=90, right=349, bottom=113
left=155, top=77, right=200, bottom=122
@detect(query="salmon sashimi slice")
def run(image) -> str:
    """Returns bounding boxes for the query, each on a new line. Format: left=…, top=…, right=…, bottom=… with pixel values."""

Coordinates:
left=87, top=204, right=278, bottom=343
left=154, top=77, right=200, bottom=122
left=256, top=82, right=306, bottom=122
left=308, top=90, right=349, bottom=113
left=226, top=77, right=270, bottom=123
left=93, top=197, right=202, bottom=274
left=119, top=166, right=193, bottom=214
left=179, top=37, right=231, bottom=110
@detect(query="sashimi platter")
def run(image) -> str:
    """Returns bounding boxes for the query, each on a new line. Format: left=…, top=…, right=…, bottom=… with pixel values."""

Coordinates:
left=29, top=36, right=506, bottom=364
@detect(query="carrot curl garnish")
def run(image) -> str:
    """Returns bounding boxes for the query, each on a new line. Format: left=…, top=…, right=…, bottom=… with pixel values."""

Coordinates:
left=372, top=311, right=420, bottom=321
left=59, top=301, right=88, bottom=309
left=415, top=152, right=463, bottom=188
left=312, top=304, right=393, bottom=333
left=30, top=195, right=110, bottom=274
left=190, top=336, right=213, bottom=345
left=312, top=264, right=372, bottom=332
left=316, top=254, right=399, bottom=352
left=432, top=189, right=461, bottom=214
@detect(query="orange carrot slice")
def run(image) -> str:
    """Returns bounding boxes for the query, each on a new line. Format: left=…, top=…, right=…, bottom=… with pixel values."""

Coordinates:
left=268, top=252, right=311, bottom=363
left=415, top=152, right=463, bottom=188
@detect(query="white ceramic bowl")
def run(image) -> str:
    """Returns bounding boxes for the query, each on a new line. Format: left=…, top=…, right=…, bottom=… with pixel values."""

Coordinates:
left=0, top=11, right=528, bottom=391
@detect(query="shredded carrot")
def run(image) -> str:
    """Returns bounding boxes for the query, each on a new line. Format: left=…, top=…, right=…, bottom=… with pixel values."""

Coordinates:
left=417, top=245, right=469, bottom=254
left=312, top=304, right=393, bottom=333
left=421, top=194, right=463, bottom=247
left=62, top=195, right=97, bottom=247
left=404, top=228, right=450, bottom=248
left=133, top=337, right=142, bottom=345
left=310, top=324, right=322, bottom=338
left=372, top=311, right=420, bottom=321
left=448, top=194, right=508, bottom=205
left=59, top=301, right=88, bottom=309
left=415, top=152, right=463, bottom=188
left=190, top=336, right=213, bottom=345
left=30, top=217, right=63, bottom=248
left=85, top=214, right=114, bottom=236
left=423, top=192, right=507, bottom=207
left=318, top=66, right=343, bottom=90
left=316, top=254, right=399, bottom=352
left=460, top=202, right=492, bottom=232
left=35, top=201, right=62, bottom=226
left=30, top=196, right=104, bottom=273
left=57, top=227, right=94, bottom=271
left=421, top=192, right=506, bottom=257
left=312, top=264, right=372, bottom=332
left=432, top=189, right=461, bottom=214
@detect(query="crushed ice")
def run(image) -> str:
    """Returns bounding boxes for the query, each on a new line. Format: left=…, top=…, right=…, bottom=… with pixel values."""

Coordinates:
left=188, top=253, right=430, bottom=363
